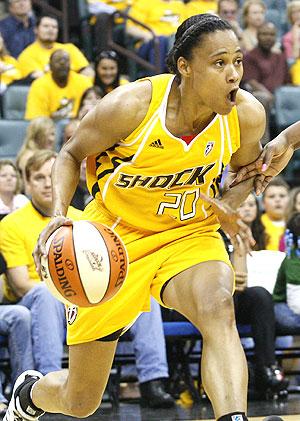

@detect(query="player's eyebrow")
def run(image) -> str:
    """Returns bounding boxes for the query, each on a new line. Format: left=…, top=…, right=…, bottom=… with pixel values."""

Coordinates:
left=209, top=47, right=242, bottom=58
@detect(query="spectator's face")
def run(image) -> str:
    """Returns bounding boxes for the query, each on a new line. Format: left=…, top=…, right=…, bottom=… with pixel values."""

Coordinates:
left=237, top=193, right=257, bottom=224
left=257, top=23, right=276, bottom=51
left=78, top=103, right=95, bottom=120
left=0, top=164, right=18, bottom=195
left=63, top=120, right=80, bottom=144
left=26, top=158, right=54, bottom=212
left=41, top=125, right=56, bottom=150
left=96, top=58, right=118, bottom=87
left=263, top=186, right=289, bottom=220
left=83, top=90, right=100, bottom=106
left=291, top=5, right=300, bottom=24
left=246, top=4, right=265, bottom=28
left=219, top=0, right=238, bottom=23
left=36, top=17, right=59, bottom=43
left=50, top=51, right=70, bottom=79
left=9, top=0, right=31, bottom=19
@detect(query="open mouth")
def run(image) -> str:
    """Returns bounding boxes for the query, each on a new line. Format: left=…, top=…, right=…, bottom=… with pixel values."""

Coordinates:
left=227, top=88, right=238, bottom=104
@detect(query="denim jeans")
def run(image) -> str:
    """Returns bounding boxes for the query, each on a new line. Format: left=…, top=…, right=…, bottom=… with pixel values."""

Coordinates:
left=0, top=304, right=35, bottom=403
left=18, top=283, right=66, bottom=375
left=117, top=298, right=169, bottom=383
left=274, top=302, right=300, bottom=333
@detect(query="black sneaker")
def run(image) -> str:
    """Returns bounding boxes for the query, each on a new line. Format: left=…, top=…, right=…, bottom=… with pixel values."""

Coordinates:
left=4, top=370, right=44, bottom=421
left=255, top=365, right=289, bottom=394
left=140, top=379, right=175, bottom=408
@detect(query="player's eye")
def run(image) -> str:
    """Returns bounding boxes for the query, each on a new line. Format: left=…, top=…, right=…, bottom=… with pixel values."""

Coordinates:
left=215, top=60, right=224, bottom=67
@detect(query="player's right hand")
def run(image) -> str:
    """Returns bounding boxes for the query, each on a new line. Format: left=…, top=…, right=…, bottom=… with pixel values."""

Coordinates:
left=33, top=216, right=73, bottom=276
left=200, top=193, right=255, bottom=254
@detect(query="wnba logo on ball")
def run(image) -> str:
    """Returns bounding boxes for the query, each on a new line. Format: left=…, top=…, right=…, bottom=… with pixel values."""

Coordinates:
left=82, top=250, right=103, bottom=271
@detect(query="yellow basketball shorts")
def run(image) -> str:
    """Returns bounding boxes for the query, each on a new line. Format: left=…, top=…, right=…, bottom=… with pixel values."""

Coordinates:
left=66, top=199, right=232, bottom=345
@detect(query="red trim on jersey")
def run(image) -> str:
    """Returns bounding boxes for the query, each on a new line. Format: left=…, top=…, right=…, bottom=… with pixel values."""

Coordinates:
left=181, top=134, right=197, bottom=145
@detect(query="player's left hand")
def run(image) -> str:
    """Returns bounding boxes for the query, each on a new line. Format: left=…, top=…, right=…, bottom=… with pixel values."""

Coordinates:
left=200, top=193, right=255, bottom=253
left=229, top=136, right=294, bottom=195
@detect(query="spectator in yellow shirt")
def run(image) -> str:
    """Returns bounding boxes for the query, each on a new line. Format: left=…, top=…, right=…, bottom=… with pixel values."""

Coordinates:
left=0, top=33, right=21, bottom=92
left=25, top=49, right=92, bottom=120
left=261, top=177, right=290, bottom=251
left=0, top=150, right=82, bottom=377
left=126, top=0, right=185, bottom=74
left=18, top=15, right=95, bottom=81
left=184, top=0, right=218, bottom=20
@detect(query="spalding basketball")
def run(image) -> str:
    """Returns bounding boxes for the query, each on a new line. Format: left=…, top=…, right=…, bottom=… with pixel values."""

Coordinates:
left=40, top=221, right=128, bottom=307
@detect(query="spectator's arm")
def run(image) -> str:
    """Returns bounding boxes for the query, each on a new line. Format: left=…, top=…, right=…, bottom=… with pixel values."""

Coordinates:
left=273, top=259, right=287, bottom=302
left=18, top=49, right=42, bottom=79
left=242, top=53, right=267, bottom=92
left=126, top=25, right=153, bottom=42
left=65, top=44, right=95, bottom=80
left=79, top=66, right=95, bottom=80
left=6, top=266, right=37, bottom=299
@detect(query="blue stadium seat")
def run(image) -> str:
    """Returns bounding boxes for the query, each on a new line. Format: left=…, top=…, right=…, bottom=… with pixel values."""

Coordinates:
left=0, top=120, right=29, bottom=160
left=2, top=85, right=30, bottom=120
left=274, top=85, right=300, bottom=132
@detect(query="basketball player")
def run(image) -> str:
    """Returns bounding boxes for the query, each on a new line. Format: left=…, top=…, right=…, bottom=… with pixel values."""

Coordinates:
left=5, top=14, right=293, bottom=421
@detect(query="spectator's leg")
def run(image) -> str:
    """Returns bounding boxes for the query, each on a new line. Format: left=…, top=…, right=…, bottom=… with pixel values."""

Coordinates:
left=234, top=287, right=276, bottom=369
left=18, top=283, right=66, bottom=374
left=0, top=305, right=34, bottom=383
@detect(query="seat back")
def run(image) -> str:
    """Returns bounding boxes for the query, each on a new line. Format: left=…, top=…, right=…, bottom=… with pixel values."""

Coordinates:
left=274, top=86, right=300, bottom=132
left=0, top=120, right=29, bottom=161
left=2, top=85, right=30, bottom=120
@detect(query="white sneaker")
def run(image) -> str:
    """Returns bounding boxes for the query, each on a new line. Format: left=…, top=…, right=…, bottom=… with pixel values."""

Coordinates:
left=4, top=370, right=44, bottom=421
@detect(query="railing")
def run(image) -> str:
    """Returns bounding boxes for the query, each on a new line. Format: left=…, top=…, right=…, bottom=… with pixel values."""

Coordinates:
left=106, top=11, right=161, bottom=76
left=32, top=0, right=69, bottom=42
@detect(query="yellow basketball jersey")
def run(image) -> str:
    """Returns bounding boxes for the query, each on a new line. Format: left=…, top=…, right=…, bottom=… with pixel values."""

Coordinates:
left=86, top=74, right=240, bottom=232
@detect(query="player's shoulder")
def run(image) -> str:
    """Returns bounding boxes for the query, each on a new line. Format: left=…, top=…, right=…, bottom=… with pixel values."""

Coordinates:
left=0, top=202, right=30, bottom=229
left=236, top=88, right=265, bottom=128
left=94, top=79, right=152, bottom=124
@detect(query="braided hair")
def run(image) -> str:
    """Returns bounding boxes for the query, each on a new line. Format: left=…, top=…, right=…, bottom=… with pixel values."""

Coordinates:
left=166, top=13, right=233, bottom=81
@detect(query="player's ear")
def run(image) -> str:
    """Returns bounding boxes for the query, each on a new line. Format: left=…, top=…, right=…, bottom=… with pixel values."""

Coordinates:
left=177, top=57, right=191, bottom=78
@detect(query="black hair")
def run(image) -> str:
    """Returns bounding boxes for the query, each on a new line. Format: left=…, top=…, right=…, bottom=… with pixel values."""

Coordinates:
left=78, top=86, right=104, bottom=111
left=262, top=175, right=290, bottom=198
left=36, top=14, right=59, bottom=28
left=94, top=50, right=120, bottom=95
left=248, top=192, right=268, bottom=250
left=166, top=13, right=233, bottom=81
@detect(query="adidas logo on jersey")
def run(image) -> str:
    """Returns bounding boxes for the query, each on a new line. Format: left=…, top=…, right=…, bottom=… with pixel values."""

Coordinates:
left=149, top=139, right=164, bottom=149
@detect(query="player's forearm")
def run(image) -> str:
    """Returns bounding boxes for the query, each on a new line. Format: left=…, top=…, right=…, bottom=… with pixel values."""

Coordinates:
left=51, top=149, right=81, bottom=217
left=277, top=121, right=300, bottom=150
left=221, top=176, right=254, bottom=210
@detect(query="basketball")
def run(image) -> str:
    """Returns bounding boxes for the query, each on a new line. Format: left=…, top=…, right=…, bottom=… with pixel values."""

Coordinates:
left=40, top=221, right=128, bottom=307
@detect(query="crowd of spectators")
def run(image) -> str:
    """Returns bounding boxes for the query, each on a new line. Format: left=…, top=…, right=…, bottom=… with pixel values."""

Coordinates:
left=0, top=0, right=299, bottom=415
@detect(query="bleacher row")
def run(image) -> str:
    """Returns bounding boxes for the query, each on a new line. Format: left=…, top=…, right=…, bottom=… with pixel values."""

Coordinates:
left=0, top=85, right=69, bottom=160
